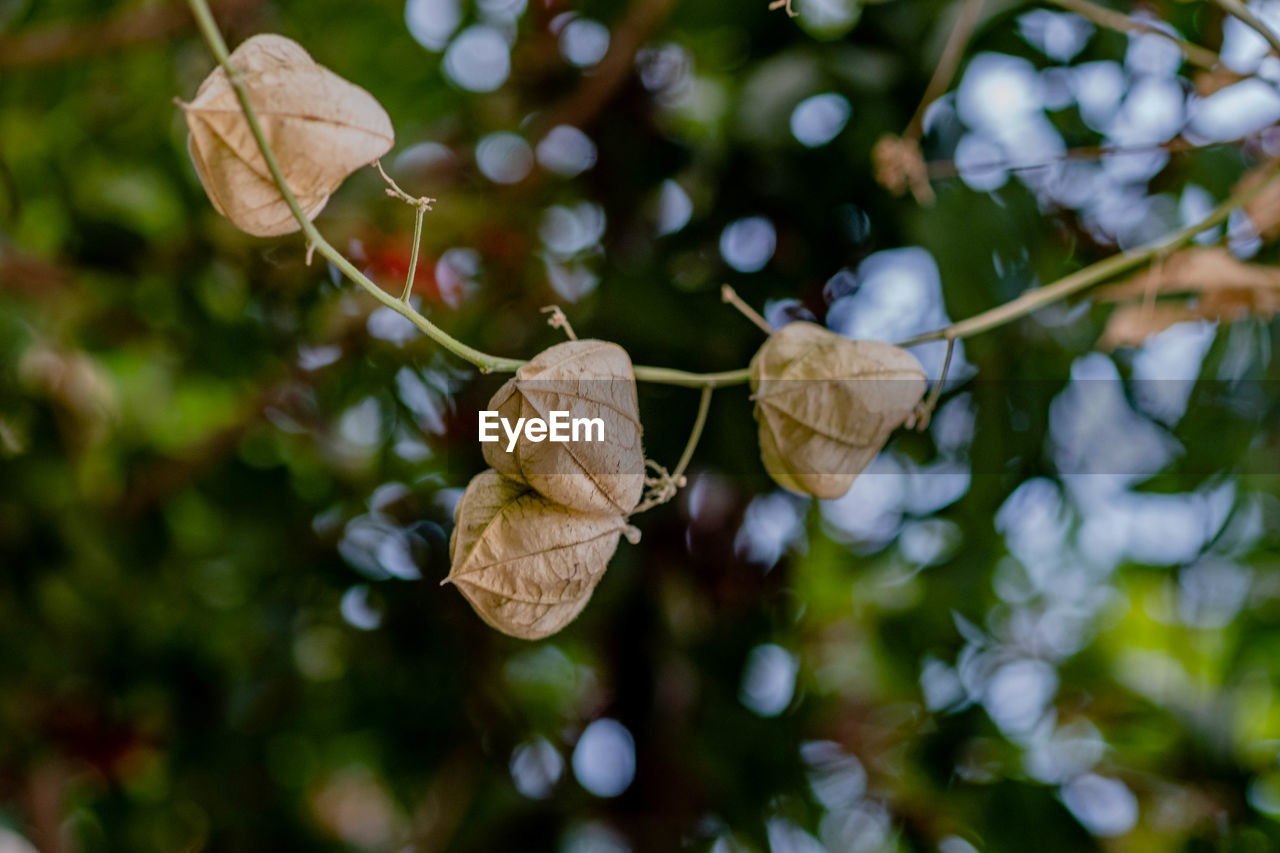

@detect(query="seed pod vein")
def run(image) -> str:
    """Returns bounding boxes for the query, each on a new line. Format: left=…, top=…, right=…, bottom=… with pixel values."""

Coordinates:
left=447, top=470, right=634, bottom=639
left=749, top=322, right=926, bottom=499
left=182, top=33, right=395, bottom=237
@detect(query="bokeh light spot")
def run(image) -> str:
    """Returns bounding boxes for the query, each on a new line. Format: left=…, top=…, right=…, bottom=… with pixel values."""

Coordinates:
left=444, top=25, right=511, bottom=92
left=719, top=216, right=776, bottom=272
left=790, top=93, right=850, bottom=147
left=572, top=719, right=636, bottom=797
left=476, top=132, right=533, bottom=184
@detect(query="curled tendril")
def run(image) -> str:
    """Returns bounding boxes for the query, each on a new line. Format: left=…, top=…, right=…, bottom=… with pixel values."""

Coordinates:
left=632, top=459, right=686, bottom=515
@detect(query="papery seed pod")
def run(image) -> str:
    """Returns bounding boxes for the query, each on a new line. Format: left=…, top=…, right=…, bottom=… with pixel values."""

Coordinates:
left=749, top=322, right=926, bottom=499
left=482, top=340, right=645, bottom=516
left=182, top=34, right=394, bottom=237
left=447, top=470, right=638, bottom=640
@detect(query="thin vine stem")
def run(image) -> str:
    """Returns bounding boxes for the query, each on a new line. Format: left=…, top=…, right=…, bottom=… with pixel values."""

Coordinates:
left=721, top=284, right=774, bottom=335
left=185, top=0, right=1280, bottom=388
left=540, top=306, right=579, bottom=340
left=926, top=135, right=1249, bottom=180
left=905, top=0, right=985, bottom=140
left=672, top=386, right=713, bottom=484
left=631, top=385, right=714, bottom=514
left=913, top=335, right=954, bottom=431
left=899, top=163, right=1280, bottom=346
left=1212, top=0, right=1280, bottom=62
left=371, top=159, right=433, bottom=302
left=185, top=0, right=520, bottom=373
left=1048, top=0, right=1220, bottom=70
left=402, top=203, right=426, bottom=302
left=187, top=0, right=753, bottom=387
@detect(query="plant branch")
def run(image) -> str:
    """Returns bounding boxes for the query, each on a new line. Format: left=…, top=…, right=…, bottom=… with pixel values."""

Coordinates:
left=906, top=0, right=986, bottom=140
left=912, top=335, right=954, bottom=430
left=1212, top=0, right=1280, bottom=62
left=925, top=135, right=1251, bottom=179
left=372, top=158, right=436, bottom=303
left=673, top=386, right=713, bottom=484
left=186, top=0, right=522, bottom=374
left=632, top=386, right=714, bottom=514
left=403, top=203, right=427, bottom=302
left=721, top=284, right=774, bottom=335
left=1048, top=0, right=1220, bottom=70
left=0, top=0, right=259, bottom=69
left=899, top=162, right=1280, bottom=346
left=186, top=0, right=758, bottom=388
left=540, top=306, right=578, bottom=340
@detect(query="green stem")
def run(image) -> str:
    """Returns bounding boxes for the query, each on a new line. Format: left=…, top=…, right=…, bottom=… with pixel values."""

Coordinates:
left=186, top=0, right=751, bottom=385
left=672, top=386, right=713, bottom=483
left=1048, top=0, right=1220, bottom=70
left=721, top=284, right=774, bottom=335
left=899, top=163, right=1280, bottom=347
left=631, top=384, right=715, bottom=515
left=915, top=334, right=955, bottom=428
left=402, top=202, right=425, bottom=302
left=905, top=0, right=985, bottom=140
left=187, top=0, right=519, bottom=372
left=633, top=365, right=748, bottom=387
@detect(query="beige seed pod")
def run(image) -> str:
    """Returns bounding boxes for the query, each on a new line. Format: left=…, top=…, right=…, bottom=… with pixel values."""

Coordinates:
left=182, top=34, right=395, bottom=237
left=750, top=322, right=926, bottom=499
left=447, top=470, right=639, bottom=640
left=482, top=340, right=645, bottom=516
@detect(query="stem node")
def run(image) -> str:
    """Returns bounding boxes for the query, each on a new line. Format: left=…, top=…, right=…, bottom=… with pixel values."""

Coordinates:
left=540, top=306, right=578, bottom=341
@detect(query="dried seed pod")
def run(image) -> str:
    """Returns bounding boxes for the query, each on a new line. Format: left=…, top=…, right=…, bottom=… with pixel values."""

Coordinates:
left=750, top=322, right=926, bottom=499
left=447, top=470, right=638, bottom=640
left=182, top=34, right=394, bottom=237
left=482, top=340, right=645, bottom=516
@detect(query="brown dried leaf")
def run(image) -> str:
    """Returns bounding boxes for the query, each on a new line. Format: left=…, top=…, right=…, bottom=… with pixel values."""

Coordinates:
left=447, top=469, right=638, bottom=640
left=1234, top=159, right=1280, bottom=240
left=1199, top=285, right=1280, bottom=318
left=483, top=340, right=645, bottom=516
left=750, top=322, right=926, bottom=499
left=1096, top=246, right=1280, bottom=348
left=1097, top=247, right=1280, bottom=302
left=1097, top=303, right=1203, bottom=350
left=182, top=34, right=395, bottom=237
